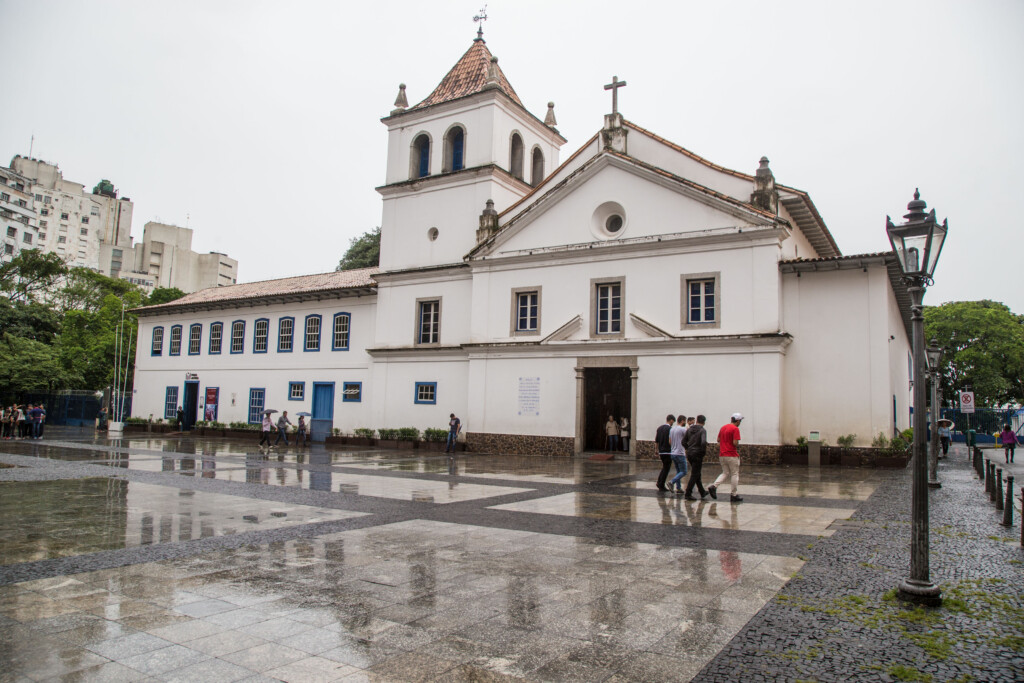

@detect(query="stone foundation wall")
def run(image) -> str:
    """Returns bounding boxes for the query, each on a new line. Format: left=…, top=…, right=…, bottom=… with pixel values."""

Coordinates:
left=466, top=432, right=575, bottom=457
left=634, top=440, right=782, bottom=464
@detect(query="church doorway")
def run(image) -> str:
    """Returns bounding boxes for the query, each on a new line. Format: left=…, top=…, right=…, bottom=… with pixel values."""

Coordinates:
left=583, top=367, right=631, bottom=451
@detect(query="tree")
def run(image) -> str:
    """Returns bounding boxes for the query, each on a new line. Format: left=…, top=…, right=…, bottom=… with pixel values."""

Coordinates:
left=0, top=250, right=68, bottom=302
left=924, top=300, right=1024, bottom=406
left=0, top=334, right=83, bottom=402
left=335, top=227, right=380, bottom=271
left=147, top=287, right=186, bottom=306
left=53, top=267, right=137, bottom=314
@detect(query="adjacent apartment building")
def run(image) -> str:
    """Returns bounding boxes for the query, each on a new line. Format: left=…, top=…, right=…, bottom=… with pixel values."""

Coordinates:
left=4, top=155, right=237, bottom=293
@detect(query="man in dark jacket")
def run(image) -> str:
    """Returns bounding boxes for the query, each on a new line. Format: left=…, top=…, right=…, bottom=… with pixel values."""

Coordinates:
left=655, top=414, right=675, bottom=493
left=683, top=414, right=709, bottom=500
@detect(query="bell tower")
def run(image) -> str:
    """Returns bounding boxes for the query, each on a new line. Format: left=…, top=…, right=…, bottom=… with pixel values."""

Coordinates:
left=376, top=36, right=566, bottom=272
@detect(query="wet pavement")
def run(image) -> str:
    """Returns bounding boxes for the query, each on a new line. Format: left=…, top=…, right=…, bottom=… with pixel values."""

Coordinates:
left=2, top=428, right=995, bottom=681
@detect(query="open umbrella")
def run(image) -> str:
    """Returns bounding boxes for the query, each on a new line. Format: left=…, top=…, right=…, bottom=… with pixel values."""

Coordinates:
left=264, top=409, right=279, bottom=415
left=937, top=418, right=953, bottom=426
left=296, top=412, right=312, bottom=417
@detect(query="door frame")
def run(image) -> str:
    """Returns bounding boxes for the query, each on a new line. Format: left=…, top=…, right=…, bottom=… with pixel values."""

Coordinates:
left=183, top=380, right=200, bottom=431
left=311, top=381, right=336, bottom=443
left=574, top=355, right=638, bottom=458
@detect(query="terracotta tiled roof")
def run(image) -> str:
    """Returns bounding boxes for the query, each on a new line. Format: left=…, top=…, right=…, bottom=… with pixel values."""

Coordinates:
left=135, top=267, right=379, bottom=314
left=411, top=39, right=522, bottom=110
left=778, top=252, right=890, bottom=265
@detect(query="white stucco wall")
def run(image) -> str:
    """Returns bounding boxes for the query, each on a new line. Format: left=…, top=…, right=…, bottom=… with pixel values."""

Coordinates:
left=780, top=265, right=912, bottom=446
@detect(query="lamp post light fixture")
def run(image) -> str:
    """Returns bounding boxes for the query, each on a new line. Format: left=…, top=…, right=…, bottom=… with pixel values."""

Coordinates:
left=886, top=189, right=948, bottom=606
left=927, top=339, right=943, bottom=489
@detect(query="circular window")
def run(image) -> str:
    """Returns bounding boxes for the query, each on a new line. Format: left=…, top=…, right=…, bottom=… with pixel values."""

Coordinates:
left=427, top=227, right=439, bottom=241
left=591, top=201, right=627, bottom=240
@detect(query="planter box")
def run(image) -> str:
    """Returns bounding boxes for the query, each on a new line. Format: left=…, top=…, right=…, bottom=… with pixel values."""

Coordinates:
left=377, top=439, right=399, bottom=449
left=396, top=441, right=415, bottom=450
left=780, top=450, right=808, bottom=466
left=418, top=441, right=446, bottom=452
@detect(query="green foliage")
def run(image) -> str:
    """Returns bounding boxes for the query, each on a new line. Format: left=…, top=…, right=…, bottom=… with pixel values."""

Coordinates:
left=0, top=250, right=67, bottom=302
left=888, top=435, right=910, bottom=453
left=837, top=434, right=856, bottom=447
left=229, top=421, right=258, bottom=430
left=353, top=428, right=375, bottom=439
left=397, top=427, right=420, bottom=441
left=888, top=664, right=932, bottom=682
left=0, top=334, right=83, bottom=402
left=872, top=432, right=890, bottom=448
left=795, top=436, right=808, bottom=453
left=336, top=227, right=380, bottom=271
left=377, top=428, right=398, bottom=440
left=146, top=287, right=186, bottom=306
left=124, top=417, right=149, bottom=424
left=423, top=428, right=448, bottom=442
left=0, top=299, right=60, bottom=343
left=901, top=428, right=914, bottom=441
left=924, top=300, right=1024, bottom=406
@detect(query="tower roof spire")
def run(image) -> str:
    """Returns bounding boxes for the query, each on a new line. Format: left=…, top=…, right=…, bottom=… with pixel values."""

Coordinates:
left=409, top=39, right=522, bottom=110
left=473, top=5, right=488, bottom=41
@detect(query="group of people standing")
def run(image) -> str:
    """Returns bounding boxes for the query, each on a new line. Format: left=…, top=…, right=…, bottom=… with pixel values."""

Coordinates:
left=655, top=412, right=744, bottom=503
left=1, top=404, right=46, bottom=440
left=604, top=415, right=630, bottom=452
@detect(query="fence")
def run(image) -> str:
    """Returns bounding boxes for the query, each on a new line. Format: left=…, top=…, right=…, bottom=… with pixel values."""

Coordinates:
left=19, top=392, right=130, bottom=427
left=935, top=407, right=1021, bottom=444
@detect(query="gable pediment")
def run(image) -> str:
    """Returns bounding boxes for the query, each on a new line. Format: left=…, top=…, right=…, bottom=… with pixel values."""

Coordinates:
left=470, top=152, right=782, bottom=259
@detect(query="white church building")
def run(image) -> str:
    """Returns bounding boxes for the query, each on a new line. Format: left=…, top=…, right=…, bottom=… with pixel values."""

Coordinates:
left=132, top=36, right=914, bottom=459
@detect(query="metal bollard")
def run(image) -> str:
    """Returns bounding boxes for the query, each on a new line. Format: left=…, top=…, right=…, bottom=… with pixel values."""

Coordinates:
left=1001, top=476, right=1014, bottom=527
left=995, top=468, right=1004, bottom=511
left=985, top=461, right=992, bottom=494
left=975, top=448, right=983, bottom=478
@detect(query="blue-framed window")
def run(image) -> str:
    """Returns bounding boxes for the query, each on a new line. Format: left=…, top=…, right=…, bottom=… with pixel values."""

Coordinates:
left=278, top=317, right=294, bottom=352
left=288, top=382, right=305, bottom=401
left=209, top=322, right=223, bottom=354
left=151, top=326, right=164, bottom=356
left=253, top=318, right=269, bottom=353
left=451, top=128, right=464, bottom=171
left=304, top=314, right=321, bottom=352
left=164, top=386, right=179, bottom=419
left=169, top=325, right=183, bottom=355
left=230, top=320, right=245, bottom=354
left=248, top=388, right=265, bottom=424
left=343, top=381, right=362, bottom=403
left=332, top=313, right=350, bottom=351
left=414, top=382, right=437, bottom=405
left=188, top=324, right=202, bottom=355
left=413, top=133, right=430, bottom=178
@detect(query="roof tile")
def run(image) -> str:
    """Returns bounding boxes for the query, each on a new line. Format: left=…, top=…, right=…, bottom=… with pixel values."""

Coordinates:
left=411, top=39, right=522, bottom=109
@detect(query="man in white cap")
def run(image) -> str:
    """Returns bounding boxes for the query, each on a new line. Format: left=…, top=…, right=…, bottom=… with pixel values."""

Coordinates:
left=709, top=413, right=744, bottom=502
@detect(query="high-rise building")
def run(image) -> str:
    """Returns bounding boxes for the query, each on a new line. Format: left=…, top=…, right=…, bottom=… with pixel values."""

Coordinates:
left=0, top=166, right=38, bottom=262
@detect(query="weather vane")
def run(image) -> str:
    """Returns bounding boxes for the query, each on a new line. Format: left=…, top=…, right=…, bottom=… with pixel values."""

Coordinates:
left=474, top=5, right=488, bottom=40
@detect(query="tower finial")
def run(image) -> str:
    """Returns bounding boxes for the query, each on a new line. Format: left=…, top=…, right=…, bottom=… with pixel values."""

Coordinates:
left=544, top=102, right=557, bottom=127
left=473, top=5, right=488, bottom=41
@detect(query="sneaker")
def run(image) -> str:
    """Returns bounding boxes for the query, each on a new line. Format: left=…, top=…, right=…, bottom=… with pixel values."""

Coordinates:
left=730, top=494, right=744, bottom=502
left=708, top=485, right=717, bottom=500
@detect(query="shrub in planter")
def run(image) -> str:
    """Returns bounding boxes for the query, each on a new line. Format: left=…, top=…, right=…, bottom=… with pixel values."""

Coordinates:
left=888, top=435, right=910, bottom=454
left=397, top=427, right=420, bottom=441
left=333, top=428, right=341, bottom=436
left=837, top=434, right=856, bottom=448
left=377, top=428, right=398, bottom=440
left=423, top=428, right=447, bottom=442
left=354, top=428, right=375, bottom=439
left=125, top=417, right=148, bottom=425
left=794, top=436, right=808, bottom=454
left=229, top=421, right=258, bottom=431
left=872, top=432, right=890, bottom=448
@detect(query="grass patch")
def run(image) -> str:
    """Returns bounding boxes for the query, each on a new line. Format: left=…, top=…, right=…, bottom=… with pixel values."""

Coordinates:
left=889, top=664, right=932, bottom=681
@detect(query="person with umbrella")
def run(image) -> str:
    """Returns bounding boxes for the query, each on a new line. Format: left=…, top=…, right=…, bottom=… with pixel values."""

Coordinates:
left=937, top=419, right=952, bottom=457
left=275, top=411, right=293, bottom=446
left=259, top=409, right=277, bottom=448
left=296, top=412, right=311, bottom=445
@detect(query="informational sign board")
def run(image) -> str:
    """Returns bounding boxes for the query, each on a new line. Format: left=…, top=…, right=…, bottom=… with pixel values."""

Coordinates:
left=517, top=377, right=540, bottom=416
left=959, top=391, right=975, bottom=414
left=205, top=387, right=219, bottom=421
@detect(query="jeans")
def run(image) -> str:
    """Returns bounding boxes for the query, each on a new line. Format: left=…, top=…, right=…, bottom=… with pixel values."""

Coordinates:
left=606, top=435, right=619, bottom=451
left=445, top=431, right=458, bottom=452
left=32, top=421, right=42, bottom=439
left=620, top=437, right=629, bottom=451
left=275, top=430, right=289, bottom=445
left=684, top=454, right=707, bottom=497
left=259, top=430, right=271, bottom=446
left=669, top=453, right=688, bottom=489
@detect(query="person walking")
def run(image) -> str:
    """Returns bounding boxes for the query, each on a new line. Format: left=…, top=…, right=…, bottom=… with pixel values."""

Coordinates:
left=445, top=413, right=462, bottom=453
left=297, top=415, right=308, bottom=446
left=258, top=412, right=273, bottom=448
left=619, top=416, right=630, bottom=452
left=275, top=411, right=293, bottom=446
left=683, top=414, right=709, bottom=500
left=938, top=421, right=951, bottom=457
left=176, top=406, right=185, bottom=431
left=605, top=415, right=620, bottom=451
left=1000, top=424, right=1017, bottom=464
left=709, top=413, right=744, bottom=502
left=655, top=414, right=675, bottom=493
left=669, top=413, right=688, bottom=493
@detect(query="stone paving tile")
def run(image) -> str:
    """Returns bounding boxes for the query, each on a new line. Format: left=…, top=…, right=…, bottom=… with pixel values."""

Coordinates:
left=220, top=641, right=309, bottom=672
left=158, top=656, right=255, bottom=683
left=115, top=644, right=209, bottom=676
left=183, top=629, right=269, bottom=657
left=263, top=656, right=361, bottom=683
left=84, top=631, right=175, bottom=659
left=40, top=661, right=162, bottom=682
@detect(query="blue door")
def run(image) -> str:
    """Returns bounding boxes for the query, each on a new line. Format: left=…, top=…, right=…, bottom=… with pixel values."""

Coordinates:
left=311, top=383, right=335, bottom=443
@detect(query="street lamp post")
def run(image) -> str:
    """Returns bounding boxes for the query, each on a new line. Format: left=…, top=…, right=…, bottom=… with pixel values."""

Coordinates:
left=886, top=189, right=948, bottom=607
left=927, top=340, right=943, bottom=489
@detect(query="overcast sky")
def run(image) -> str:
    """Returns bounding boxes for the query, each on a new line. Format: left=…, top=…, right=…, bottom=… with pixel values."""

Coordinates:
left=2, top=0, right=1021, bottom=312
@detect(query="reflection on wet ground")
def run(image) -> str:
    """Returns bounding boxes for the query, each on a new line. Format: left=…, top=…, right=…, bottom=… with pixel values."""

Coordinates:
left=0, top=431, right=881, bottom=681
left=0, top=478, right=364, bottom=565
left=491, top=493, right=856, bottom=535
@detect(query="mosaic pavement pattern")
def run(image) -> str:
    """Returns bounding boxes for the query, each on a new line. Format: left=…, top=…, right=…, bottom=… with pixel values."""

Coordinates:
left=1, top=430, right=896, bottom=681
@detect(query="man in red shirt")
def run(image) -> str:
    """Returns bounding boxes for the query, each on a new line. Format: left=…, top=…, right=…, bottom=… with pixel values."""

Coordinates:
left=709, top=413, right=743, bottom=502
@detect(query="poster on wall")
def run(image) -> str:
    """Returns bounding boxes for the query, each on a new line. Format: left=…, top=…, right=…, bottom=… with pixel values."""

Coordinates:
left=205, top=388, right=219, bottom=421
left=517, top=377, right=540, bottom=417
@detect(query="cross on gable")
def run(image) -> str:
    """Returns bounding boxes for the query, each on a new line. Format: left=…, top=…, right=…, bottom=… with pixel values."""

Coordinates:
left=604, top=76, right=627, bottom=115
